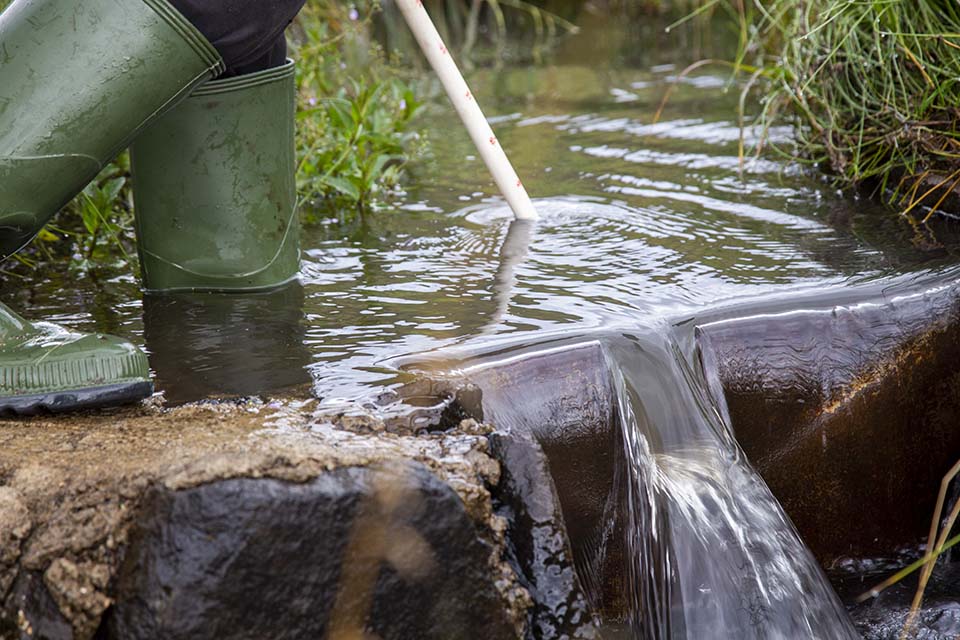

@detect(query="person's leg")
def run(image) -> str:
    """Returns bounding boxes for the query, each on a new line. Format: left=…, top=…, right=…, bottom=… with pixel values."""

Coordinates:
left=0, top=0, right=224, bottom=260
left=0, top=0, right=309, bottom=412
left=131, top=0, right=307, bottom=292
left=167, top=0, right=307, bottom=75
left=0, top=0, right=227, bottom=413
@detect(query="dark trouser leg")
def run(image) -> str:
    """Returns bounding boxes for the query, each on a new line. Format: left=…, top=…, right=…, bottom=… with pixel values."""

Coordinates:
left=167, top=0, right=307, bottom=75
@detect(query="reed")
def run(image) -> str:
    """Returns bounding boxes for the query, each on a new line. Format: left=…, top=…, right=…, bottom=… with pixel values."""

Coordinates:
left=731, top=0, right=960, bottom=217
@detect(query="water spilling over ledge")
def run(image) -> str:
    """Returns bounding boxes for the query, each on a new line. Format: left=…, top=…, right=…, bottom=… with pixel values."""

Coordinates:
left=5, top=8, right=960, bottom=639
left=697, top=274, right=960, bottom=565
left=1, top=275, right=959, bottom=639
left=410, top=268, right=960, bottom=638
left=445, top=333, right=856, bottom=638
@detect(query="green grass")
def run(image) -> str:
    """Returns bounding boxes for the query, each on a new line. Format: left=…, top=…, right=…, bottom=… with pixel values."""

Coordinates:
left=728, top=0, right=960, bottom=218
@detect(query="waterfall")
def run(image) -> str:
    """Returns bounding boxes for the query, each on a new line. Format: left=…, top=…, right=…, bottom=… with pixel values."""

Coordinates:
left=605, top=333, right=858, bottom=639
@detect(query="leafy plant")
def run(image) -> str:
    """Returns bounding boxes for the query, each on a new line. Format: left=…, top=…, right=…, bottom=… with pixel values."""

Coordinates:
left=291, top=1, right=423, bottom=217
left=297, top=79, right=420, bottom=214
left=76, top=165, right=132, bottom=261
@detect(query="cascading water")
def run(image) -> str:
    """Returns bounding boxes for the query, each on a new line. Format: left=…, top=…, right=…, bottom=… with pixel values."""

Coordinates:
left=604, top=332, right=858, bottom=639
left=446, top=327, right=861, bottom=638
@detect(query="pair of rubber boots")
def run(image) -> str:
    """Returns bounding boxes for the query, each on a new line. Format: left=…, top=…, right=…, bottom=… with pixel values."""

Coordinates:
left=0, top=0, right=300, bottom=415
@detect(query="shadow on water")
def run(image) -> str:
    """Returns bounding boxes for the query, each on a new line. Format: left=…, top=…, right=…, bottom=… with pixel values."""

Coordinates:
left=141, top=283, right=312, bottom=404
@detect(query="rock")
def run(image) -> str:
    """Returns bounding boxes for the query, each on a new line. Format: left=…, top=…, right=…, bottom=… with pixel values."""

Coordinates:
left=5, top=570, right=73, bottom=640
left=107, top=463, right=518, bottom=640
left=43, top=559, right=111, bottom=639
left=459, top=340, right=614, bottom=636
left=0, top=488, right=30, bottom=600
left=0, top=402, right=528, bottom=640
left=489, top=431, right=601, bottom=639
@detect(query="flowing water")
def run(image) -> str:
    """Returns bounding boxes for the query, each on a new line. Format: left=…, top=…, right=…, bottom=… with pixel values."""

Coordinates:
left=606, top=331, right=858, bottom=638
left=5, top=8, right=960, bottom=639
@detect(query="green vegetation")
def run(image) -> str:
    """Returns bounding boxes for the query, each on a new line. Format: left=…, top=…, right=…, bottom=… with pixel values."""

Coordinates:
left=289, top=1, right=422, bottom=219
left=727, top=0, right=960, bottom=218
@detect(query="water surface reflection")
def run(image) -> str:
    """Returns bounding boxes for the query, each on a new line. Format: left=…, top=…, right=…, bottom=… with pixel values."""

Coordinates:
left=4, top=13, right=960, bottom=406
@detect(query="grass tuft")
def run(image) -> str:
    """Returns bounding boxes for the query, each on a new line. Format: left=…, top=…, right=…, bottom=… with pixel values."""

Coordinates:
left=731, top=0, right=960, bottom=216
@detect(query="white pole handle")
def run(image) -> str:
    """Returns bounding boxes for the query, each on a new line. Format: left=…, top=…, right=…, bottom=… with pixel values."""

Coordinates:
left=395, top=0, right=539, bottom=221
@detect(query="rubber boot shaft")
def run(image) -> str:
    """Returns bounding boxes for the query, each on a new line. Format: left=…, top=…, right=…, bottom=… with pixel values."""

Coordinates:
left=132, top=60, right=300, bottom=292
left=0, top=0, right=224, bottom=260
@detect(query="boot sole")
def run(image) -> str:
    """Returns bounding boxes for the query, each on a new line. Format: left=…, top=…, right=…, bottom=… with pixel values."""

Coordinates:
left=0, top=381, right=154, bottom=417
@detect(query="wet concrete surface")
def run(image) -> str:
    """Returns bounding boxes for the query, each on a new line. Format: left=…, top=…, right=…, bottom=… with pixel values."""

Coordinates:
left=697, top=280, right=960, bottom=563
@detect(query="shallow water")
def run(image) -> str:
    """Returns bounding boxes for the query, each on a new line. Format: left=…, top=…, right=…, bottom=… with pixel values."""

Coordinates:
left=5, top=11, right=959, bottom=407
left=5, top=10, right=960, bottom=639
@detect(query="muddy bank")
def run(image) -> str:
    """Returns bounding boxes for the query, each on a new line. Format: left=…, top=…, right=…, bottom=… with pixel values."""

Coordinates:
left=0, top=401, right=532, bottom=639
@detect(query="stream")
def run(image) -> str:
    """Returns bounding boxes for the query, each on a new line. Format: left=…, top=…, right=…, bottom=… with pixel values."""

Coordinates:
left=4, top=7, right=960, bottom=639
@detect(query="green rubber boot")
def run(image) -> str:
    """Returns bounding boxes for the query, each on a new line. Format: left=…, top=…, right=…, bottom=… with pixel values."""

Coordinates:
left=0, top=0, right=225, bottom=259
left=0, top=304, right=152, bottom=415
left=132, top=60, right=301, bottom=292
left=0, top=0, right=224, bottom=413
